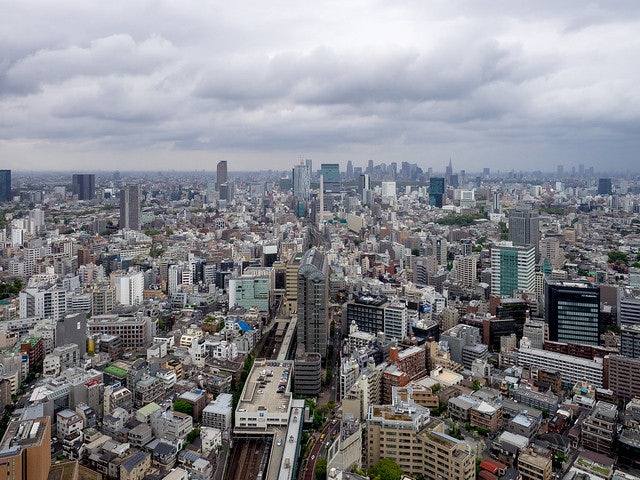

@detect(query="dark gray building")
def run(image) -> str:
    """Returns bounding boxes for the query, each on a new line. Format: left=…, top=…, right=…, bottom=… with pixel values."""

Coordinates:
left=545, top=279, right=600, bottom=346
left=0, top=170, right=11, bottom=202
left=119, top=184, right=141, bottom=231
left=508, top=207, right=540, bottom=260
left=57, top=312, right=88, bottom=357
left=72, top=174, right=95, bottom=200
left=297, top=248, right=329, bottom=358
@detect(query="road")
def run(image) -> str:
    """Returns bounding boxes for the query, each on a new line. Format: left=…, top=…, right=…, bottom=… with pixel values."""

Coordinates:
left=303, top=420, right=340, bottom=480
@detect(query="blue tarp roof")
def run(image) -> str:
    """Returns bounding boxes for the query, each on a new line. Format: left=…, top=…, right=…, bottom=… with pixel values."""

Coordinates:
left=236, top=320, right=253, bottom=332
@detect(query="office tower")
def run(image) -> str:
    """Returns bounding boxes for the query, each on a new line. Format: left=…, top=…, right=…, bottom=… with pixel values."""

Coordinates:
left=454, top=254, right=478, bottom=288
left=492, top=191, right=501, bottom=214
left=0, top=169, right=11, bottom=202
left=292, top=163, right=311, bottom=201
left=445, top=158, right=453, bottom=184
left=598, top=178, right=612, bottom=195
left=320, top=163, right=341, bottom=193
left=367, top=159, right=374, bottom=173
left=119, top=184, right=141, bottom=231
left=297, top=248, right=329, bottom=358
left=557, top=165, right=564, bottom=176
left=620, top=296, right=640, bottom=327
left=381, top=181, right=396, bottom=198
left=545, top=279, right=600, bottom=346
left=358, top=173, right=370, bottom=201
left=508, top=207, right=540, bottom=260
left=490, top=242, right=535, bottom=296
left=449, top=173, right=459, bottom=188
left=71, top=173, right=96, bottom=200
left=429, top=177, right=445, bottom=207
left=621, top=325, right=640, bottom=358
left=346, top=160, right=354, bottom=180
left=216, top=160, right=228, bottom=191
left=432, top=237, right=448, bottom=267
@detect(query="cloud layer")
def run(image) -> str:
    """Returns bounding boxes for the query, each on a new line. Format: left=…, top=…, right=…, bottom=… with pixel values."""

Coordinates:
left=2, top=0, right=640, bottom=172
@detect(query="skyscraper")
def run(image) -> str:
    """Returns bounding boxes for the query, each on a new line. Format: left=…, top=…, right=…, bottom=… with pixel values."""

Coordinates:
left=429, top=177, right=445, bottom=207
left=490, top=242, right=535, bottom=296
left=320, top=163, right=341, bottom=193
left=216, top=160, right=227, bottom=191
left=346, top=160, right=354, bottom=181
left=598, top=178, right=612, bottom=195
left=72, top=174, right=95, bottom=200
left=297, top=248, right=329, bottom=358
left=119, top=184, right=141, bottom=231
left=0, top=169, right=11, bottom=202
left=292, top=163, right=311, bottom=201
left=545, top=279, right=600, bottom=346
left=508, top=207, right=540, bottom=260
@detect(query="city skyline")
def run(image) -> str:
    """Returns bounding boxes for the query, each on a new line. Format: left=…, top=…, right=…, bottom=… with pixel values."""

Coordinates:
left=2, top=1, right=640, bottom=173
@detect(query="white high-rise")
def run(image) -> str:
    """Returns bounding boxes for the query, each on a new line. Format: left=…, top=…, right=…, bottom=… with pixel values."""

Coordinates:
left=113, top=271, right=144, bottom=306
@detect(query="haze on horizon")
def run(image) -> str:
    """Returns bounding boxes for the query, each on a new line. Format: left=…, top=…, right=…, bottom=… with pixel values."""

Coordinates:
left=2, top=1, right=640, bottom=173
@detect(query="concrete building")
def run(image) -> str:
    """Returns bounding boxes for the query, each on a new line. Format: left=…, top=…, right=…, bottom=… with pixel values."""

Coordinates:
left=366, top=395, right=474, bottom=479
left=581, top=401, right=618, bottom=455
left=202, top=393, right=233, bottom=432
left=441, top=324, right=488, bottom=369
left=119, top=184, right=141, bottom=231
left=228, top=267, right=273, bottom=312
left=294, top=347, right=322, bottom=396
left=113, top=270, right=145, bottom=306
left=88, top=314, right=156, bottom=349
left=517, top=449, right=552, bottom=480
left=383, top=301, right=408, bottom=342
left=0, top=416, right=51, bottom=480
left=517, top=344, right=603, bottom=388
left=604, top=355, right=640, bottom=402
left=508, top=208, right=540, bottom=260
left=297, top=248, right=329, bottom=358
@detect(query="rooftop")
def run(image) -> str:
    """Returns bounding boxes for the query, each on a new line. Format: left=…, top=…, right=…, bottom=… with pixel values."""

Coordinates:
left=237, top=359, right=293, bottom=415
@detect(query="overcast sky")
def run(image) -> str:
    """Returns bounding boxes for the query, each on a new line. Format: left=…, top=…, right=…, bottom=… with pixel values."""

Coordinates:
left=2, top=1, right=640, bottom=173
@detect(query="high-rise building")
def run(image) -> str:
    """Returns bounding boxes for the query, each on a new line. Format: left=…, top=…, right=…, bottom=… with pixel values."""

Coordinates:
left=216, top=160, right=227, bottom=191
left=358, top=173, right=370, bottom=203
left=619, top=296, right=640, bottom=327
left=620, top=325, right=640, bottom=358
left=71, top=173, right=96, bottom=200
left=598, top=178, right=612, bottom=195
left=490, top=242, right=535, bottom=296
left=545, top=279, right=600, bottom=346
left=292, top=163, right=311, bottom=201
left=320, top=163, right=341, bottom=193
left=508, top=207, right=540, bottom=260
left=119, top=185, right=141, bottom=231
left=346, top=160, right=354, bottom=180
left=297, top=248, right=329, bottom=358
left=0, top=169, right=11, bottom=202
left=429, top=177, right=445, bottom=207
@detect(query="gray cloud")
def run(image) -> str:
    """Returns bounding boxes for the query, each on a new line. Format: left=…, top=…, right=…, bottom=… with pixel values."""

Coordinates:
left=1, top=0, right=640, bottom=172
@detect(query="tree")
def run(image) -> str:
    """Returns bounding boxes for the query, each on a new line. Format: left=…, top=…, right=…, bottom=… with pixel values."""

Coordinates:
left=411, top=248, right=421, bottom=257
left=369, top=458, right=403, bottom=480
left=315, top=458, right=328, bottom=480
left=173, top=400, right=193, bottom=416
